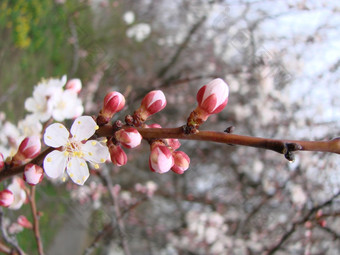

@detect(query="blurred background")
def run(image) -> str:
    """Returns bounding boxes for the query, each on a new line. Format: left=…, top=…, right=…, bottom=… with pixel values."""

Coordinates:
left=0, top=0, right=340, bottom=254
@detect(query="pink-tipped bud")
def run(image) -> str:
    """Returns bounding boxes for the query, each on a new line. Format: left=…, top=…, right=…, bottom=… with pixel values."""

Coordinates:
left=136, top=90, right=167, bottom=121
left=196, top=78, right=229, bottom=116
left=0, top=189, right=14, bottom=207
left=115, top=128, right=142, bottom=149
left=0, top=153, right=4, bottom=170
left=98, top=92, right=126, bottom=125
left=17, top=216, right=33, bottom=229
left=65, top=78, right=82, bottom=93
left=149, top=144, right=174, bottom=174
left=171, top=151, right=190, bottom=174
left=103, top=92, right=125, bottom=116
left=23, top=164, right=44, bottom=186
left=109, top=144, right=127, bottom=166
left=14, top=136, right=41, bottom=162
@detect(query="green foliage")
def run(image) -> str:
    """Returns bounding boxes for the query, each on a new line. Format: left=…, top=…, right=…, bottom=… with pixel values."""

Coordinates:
left=0, top=0, right=64, bottom=50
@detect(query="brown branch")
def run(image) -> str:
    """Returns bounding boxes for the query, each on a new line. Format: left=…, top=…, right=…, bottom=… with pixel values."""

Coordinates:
left=0, top=125, right=339, bottom=182
left=27, top=187, right=44, bottom=255
left=97, top=126, right=340, bottom=155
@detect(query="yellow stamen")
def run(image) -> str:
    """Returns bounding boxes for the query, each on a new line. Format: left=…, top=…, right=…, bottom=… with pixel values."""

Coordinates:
left=100, top=158, right=105, bottom=163
left=69, top=173, right=74, bottom=178
left=80, top=162, right=85, bottom=167
left=64, top=151, right=69, bottom=156
left=47, top=157, right=52, bottom=162
left=91, top=141, right=97, bottom=146
left=95, top=125, right=99, bottom=130
left=88, top=152, right=93, bottom=156
left=47, top=136, right=52, bottom=139
left=94, top=164, right=99, bottom=169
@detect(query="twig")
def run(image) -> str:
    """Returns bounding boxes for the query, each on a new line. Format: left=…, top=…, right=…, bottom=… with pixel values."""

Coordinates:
left=27, top=186, right=44, bottom=255
left=100, top=169, right=131, bottom=255
left=156, top=16, right=206, bottom=79
left=265, top=190, right=340, bottom=254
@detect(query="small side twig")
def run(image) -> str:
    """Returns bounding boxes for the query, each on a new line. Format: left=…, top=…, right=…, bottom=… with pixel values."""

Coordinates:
left=100, top=169, right=131, bottom=255
left=27, top=187, right=44, bottom=255
left=265, top=190, right=340, bottom=254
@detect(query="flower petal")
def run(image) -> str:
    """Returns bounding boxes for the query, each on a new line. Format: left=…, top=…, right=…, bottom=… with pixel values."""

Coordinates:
left=66, top=157, right=89, bottom=185
left=70, top=116, right=97, bottom=141
left=43, top=150, right=67, bottom=179
left=82, top=140, right=109, bottom=164
left=44, top=123, right=69, bottom=147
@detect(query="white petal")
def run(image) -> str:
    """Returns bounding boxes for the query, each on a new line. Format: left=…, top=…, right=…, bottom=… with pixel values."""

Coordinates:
left=70, top=116, right=97, bottom=141
left=44, top=123, right=69, bottom=147
left=43, top=150, right=67, bottom=179
left=82, top=140, right=109, bottom=164
left=66, top=157, right=89, bottom=185
left=24, top=97, right=37, bottom=112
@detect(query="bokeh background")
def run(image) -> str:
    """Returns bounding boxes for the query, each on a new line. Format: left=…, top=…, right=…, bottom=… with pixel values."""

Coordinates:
left=0, top=0, right=340, bottom=254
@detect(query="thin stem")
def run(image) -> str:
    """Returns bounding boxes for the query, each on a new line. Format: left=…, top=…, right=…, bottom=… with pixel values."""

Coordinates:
left=28, top=187, right=44, bottom=255
left=265, top=190, right=340, bottom=254
left=100, top=169, right=131, bottom=255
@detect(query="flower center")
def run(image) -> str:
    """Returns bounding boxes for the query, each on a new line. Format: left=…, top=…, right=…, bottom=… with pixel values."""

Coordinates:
left=65, top=139, right=84, bottom=158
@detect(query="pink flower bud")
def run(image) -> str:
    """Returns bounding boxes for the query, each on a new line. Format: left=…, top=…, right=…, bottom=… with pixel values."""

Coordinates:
left=0, top=189, right=14, bottom=207
left=109, top=144, right=127, bottom=166
left=149, top=144, right=174, bottom=174
left=14, top=136, right=41, bottom=162
left=65, top=79, right=82, bottom=93
left=17, top=215, right=33, bottom=229
left=171, top=151, right=190, bottom=174
left=103, top=91, right=125, bottom=116
left=0, top=153, right=4, bottom=170
left=196, top=78, right=229, bottom=115
left=136, top=90, right=166, bottom=121
left=23, top=163, right=44, bottom=186
left=115, top=128, right=142, bottom=149
left=167, top=139, right=181, bottom=151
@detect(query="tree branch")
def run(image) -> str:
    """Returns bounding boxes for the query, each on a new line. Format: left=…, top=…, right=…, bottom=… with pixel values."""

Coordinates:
left=1, top=125, right=339, bottom=182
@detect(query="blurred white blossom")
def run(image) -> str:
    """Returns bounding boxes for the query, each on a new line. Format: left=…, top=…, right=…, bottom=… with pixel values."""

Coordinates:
left=126, top=23, right=151, bottom=42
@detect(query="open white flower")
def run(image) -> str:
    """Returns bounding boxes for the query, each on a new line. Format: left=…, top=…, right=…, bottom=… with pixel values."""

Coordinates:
left=43, top=116, right=109, bottom=185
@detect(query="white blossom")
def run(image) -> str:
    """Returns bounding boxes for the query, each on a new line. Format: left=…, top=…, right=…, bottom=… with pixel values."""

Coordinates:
left=43, top=116, right=109, bottom=185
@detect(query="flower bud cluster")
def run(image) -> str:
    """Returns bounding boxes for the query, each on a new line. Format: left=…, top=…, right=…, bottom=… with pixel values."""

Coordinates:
left=148, top=132, right=190, bottom=175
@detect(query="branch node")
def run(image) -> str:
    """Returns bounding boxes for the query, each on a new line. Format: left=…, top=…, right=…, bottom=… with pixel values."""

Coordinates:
left=282, top=143, right=302, bottom=162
